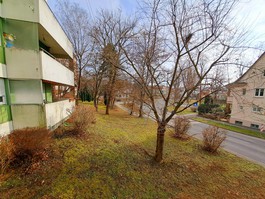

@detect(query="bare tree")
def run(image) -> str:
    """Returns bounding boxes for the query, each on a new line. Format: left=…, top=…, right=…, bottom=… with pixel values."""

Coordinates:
left=101, top=43, right=119, bottom=114
left=90, top=10, right=137, bottom=114
left=57, top=0, right=93, bottom=100
left=121, top=0, right=245, bottom=162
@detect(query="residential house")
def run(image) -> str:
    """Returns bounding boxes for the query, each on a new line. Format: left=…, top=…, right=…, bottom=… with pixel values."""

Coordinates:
left=0, top=0, right=75, bottom=136
left=227, top=52, right=265, bottom=129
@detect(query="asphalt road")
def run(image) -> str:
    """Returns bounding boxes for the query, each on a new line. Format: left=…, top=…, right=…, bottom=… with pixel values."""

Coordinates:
left=190, top=121, right=265, bottom=167
left=116, top=101, right=265, bottom=167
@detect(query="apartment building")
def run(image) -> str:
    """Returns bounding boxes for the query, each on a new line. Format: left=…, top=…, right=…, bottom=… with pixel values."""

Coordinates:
left=227, top=53, right=265, bottom=129
left=0, top=0, right=75, bottom=136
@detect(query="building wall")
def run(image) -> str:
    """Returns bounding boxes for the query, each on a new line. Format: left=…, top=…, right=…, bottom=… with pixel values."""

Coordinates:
left=0, top=0, right=75, bottom=133
left=11, top=104, right=45, bottom=129
left=0, top=78, right=12, bottom=136
left=1, top=0, right=39, bottom=23
left=229, top=54, right=265, bottom=128
left=9, top=80, right=43, bottom=104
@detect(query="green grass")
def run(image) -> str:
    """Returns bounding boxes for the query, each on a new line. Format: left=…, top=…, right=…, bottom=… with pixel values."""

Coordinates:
left=1, top=106, right=265, bottom=198
left=193, top=117, right=265, bottom=140
left=167, top=106, right=195, bottom=115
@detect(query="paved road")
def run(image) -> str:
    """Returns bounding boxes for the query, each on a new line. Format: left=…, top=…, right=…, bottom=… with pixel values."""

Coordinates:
left=116, top=102, right=265, bottom=167
left=190, top=121, right=265, bottom=167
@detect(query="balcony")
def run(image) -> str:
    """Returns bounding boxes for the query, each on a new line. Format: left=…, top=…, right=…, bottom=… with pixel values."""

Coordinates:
left=38, top=0, right=73, bottom=58
left=45, top=99, right=75, bottom=128
left=1, top=0, right=73, bottom=59
left=40, top=51, right=74, bottom=86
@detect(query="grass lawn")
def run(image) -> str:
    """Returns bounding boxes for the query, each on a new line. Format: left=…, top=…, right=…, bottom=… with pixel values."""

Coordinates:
left=1, top=106, right=265, bottom=198
left=193, top=117, right=265, bottom=140
left=167, top=106, right=195, bottom=115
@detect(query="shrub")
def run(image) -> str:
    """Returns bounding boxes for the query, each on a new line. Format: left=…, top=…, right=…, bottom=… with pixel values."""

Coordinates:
left=202, top=126, right=226, bottom=153
left=70, top=105, right=96, bottom=137
left=8, top=128, right=51, bottom=167
left=198, top=104, right=220, bottom=115
left=190, top=106, right=197, bottom=112
left=0, top=136, right=14, bottom=174
left=53, top=125, right=72, bottom=139
left=173, top=117, right=190, bottom=140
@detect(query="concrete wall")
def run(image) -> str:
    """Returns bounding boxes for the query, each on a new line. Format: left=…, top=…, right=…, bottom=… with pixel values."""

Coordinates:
left=9, top=80, right=43, bottom=104
left=0, top=64, right=7, bottom=78
left=6, top=49, right=41, bottom=79
left=41, top=51, right=74, bottom=86
left=0, top=0, right=39, bottom=22
left=45, top=99, right=75, bottom=128
left=0, top=121, right=13, bottom=137
left=11, top=104, right=45, bottom=129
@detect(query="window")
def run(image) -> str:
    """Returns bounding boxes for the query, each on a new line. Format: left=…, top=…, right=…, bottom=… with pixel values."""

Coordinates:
left=251, top=124, right=259, bottom=129
left=263, top=70, right=265, bottom=76
left=255, top=88, right=264, bottom=96
left=253, top=105, right=262, bottom=112
left=239, top=106, right=243, bottom=110
left=242, top=88, right=246, bottom=95
left=235, top=121, right=243, bottom=126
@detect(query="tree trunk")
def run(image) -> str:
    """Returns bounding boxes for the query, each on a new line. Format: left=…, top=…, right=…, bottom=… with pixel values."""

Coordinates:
left=154, top=123, right=166, bottom=162
left=139, top=100, right=143, bottom=118
left=130, top=99, right=135, bottom=115
left=139, top=91, right=144, bottom=117
left=93, top=98, right=98, bottom=112
left=105, top=94, right=111, bottom=115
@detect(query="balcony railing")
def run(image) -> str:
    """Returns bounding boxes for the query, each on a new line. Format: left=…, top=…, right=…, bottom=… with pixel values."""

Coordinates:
left=45, top=99, right=75, bottom=128
left=40, top=51, right=74, bottom=86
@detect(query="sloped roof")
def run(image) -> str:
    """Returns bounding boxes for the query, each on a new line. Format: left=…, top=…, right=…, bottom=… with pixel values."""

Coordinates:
left=228, top=52, right=265, bottom=86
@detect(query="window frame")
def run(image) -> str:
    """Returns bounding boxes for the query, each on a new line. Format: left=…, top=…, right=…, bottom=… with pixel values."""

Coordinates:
left=250, top=124, right=259, bottom=129
left=255, top=88, right=264, bottom=97
left=242, top=88, right=246, bottom=95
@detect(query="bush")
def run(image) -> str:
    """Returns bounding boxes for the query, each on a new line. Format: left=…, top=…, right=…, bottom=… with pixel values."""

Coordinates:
left=198, top=104, right=220, bottom=115
left=8, top=128, right=51, bottom=167
left=0, top=136, right=14, bottom=174
left=53, top=125, right=72, bottom=139
left=173, top=117, right=190, bottom=140
left=202, top=126, right=226, bottom=153
left=190, top=106, right=197, bottom=112
left=70, top=105, right=96, bottom=137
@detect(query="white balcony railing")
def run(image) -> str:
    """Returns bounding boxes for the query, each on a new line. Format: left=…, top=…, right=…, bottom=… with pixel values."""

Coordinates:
left=45, top=99, right=75, bottom=128
left=40, top=51, right=74, bottom=86
left=39, top=0, right=73, bottom=58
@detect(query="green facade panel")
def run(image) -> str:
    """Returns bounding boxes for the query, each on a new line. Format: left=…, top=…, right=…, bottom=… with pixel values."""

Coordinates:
left=43, top=83, right=53, bottom=103
left=0, top=104, right=11, bottom=124
left=0, top=18, right=5, bottom=64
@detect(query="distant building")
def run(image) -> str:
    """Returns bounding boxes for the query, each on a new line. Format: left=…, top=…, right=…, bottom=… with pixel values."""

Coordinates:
left=0, top=0, right=75, bottom=136
left=227, top=53, right=265, bottom=129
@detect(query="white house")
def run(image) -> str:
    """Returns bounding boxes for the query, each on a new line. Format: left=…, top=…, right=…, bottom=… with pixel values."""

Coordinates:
left=227, top=52, right=265, bottom=129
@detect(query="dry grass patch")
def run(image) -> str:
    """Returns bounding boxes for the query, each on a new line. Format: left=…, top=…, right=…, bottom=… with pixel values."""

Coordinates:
left=0, top=105, right=265, bottom=198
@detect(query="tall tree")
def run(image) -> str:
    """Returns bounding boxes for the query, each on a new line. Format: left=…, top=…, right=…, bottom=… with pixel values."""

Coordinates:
left=90, top=10, right=137, bottom=114
left=57, top=0, right=93, bottom=100
left=101, top=43, right=119, bottom=114
left=121, top=0, right=245, bottom=162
